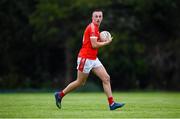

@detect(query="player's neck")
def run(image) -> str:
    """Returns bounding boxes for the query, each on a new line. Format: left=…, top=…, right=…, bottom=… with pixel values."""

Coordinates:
left=92, top=22, right=100, bottom=27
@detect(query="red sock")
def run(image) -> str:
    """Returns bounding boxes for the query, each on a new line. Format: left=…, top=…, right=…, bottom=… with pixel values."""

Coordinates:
left=59, top=91, right=65, bottom=98
left=108, top=97, right=114, bottom=106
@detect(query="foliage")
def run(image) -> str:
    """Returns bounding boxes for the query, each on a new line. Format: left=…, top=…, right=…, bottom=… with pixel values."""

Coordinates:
left=0, top=0, right=180, bottom=90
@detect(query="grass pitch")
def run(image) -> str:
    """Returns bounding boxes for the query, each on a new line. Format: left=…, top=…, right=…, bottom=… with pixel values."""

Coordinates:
left=0, top=92, right=180, bottom=118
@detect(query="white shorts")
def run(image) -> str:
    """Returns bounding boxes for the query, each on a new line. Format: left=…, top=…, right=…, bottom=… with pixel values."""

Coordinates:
left=77, top=57, right=103, bottom=73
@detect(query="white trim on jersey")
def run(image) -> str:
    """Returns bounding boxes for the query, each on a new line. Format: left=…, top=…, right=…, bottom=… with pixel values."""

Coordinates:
left=90, top=23, right=96, bottom=36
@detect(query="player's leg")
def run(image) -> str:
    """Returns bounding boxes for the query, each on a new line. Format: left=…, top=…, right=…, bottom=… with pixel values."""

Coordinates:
left=55, top=57, right=91, bottom=109
left=54, top=71, right=88, bottom=109
left=62, top=57, right=90, bottom=94
left=92, top=66, right=112, bottom=98
left=62, top=71, right=88, bottom=94
left=92, top=59, right=125, bottom=110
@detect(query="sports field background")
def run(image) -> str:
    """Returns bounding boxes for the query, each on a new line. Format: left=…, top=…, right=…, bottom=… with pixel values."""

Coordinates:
left=0, top=92, right=179, bottom=118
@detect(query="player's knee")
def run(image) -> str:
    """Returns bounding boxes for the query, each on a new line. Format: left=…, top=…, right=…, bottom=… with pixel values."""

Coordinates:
left=102, top=75, right=110, bottom=84
left=76, top=81, right=82, bottom=87
left=76, top=80, right=85, bottom=87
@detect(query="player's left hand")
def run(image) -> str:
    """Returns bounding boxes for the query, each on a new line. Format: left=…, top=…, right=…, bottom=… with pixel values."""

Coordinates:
left=106, top=37, right=113, bottom=44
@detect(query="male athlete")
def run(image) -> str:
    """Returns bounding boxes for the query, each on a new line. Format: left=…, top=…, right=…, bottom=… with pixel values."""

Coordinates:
left=55, top=10, right=125, bottom=110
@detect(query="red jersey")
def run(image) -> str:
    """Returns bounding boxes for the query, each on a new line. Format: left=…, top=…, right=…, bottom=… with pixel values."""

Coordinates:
left=78, top=22, right=100, bottom=60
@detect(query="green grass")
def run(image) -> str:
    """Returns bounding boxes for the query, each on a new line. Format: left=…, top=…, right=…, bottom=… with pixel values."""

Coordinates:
left=0, top=92, right=180, bottom=118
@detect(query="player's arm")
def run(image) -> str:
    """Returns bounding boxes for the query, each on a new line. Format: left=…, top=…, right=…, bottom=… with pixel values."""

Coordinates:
left=90, top=36, right=112, bottom=49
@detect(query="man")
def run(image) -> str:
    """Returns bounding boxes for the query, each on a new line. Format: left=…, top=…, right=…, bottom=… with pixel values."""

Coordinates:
left=55, top=10, right=125, bottom=110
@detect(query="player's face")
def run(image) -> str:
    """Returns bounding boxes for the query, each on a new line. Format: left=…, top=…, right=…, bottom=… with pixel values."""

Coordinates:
left=92, top=11, right=103, bottom=26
